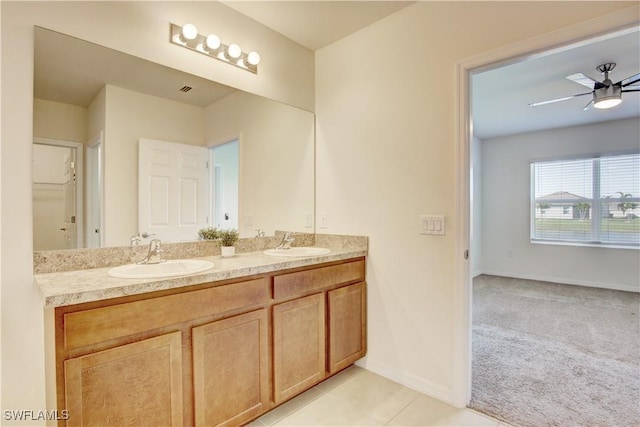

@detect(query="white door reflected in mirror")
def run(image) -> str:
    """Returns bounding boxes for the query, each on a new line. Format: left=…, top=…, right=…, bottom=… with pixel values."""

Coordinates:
left=138, top=138, right=209, bottom=242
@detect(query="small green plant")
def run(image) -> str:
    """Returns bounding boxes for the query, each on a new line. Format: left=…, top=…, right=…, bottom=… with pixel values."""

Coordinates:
left=219, top=229, right=239, bottom=247
left=198, top=227, right=220, bottom=241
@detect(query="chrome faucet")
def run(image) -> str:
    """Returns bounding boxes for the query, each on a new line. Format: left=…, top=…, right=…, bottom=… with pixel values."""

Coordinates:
left=138, top=239, right=164, bottom=264
left=130, top=232, right=155, bottom=246
left=255, top=229, right=266, bottom=237
left=275, top=232, right=295, bottom=250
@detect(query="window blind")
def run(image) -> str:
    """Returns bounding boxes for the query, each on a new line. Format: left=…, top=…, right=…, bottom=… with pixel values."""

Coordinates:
left=531, top=153, right=640, bottom=247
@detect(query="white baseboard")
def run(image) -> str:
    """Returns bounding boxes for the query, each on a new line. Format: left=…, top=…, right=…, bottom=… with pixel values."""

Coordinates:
left=478, top=269, right=639, bottom=293
left=355, top=357, right=453, bottom=405
left=471, top=270, right=483, bottom=278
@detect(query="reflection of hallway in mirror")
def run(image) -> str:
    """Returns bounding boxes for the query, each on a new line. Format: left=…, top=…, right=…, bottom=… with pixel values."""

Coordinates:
left=33, top=142, right=79, bottom=251
left=211, top=140, right=239, bottom=230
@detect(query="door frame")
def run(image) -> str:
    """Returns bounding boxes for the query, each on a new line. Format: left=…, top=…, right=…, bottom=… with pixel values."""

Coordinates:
left=86, top=131, right=104, bottom=248
left=33, top=136, right=84, bottom=249
left=452, top=7, right=639, bottom=407
left=207, top=134, right=243, bottom=231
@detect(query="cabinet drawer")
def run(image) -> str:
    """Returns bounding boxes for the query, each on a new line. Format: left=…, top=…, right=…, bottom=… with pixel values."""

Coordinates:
left=273, top=259, right=365, bottom=300
left=63, top=278, right=268, bottom=350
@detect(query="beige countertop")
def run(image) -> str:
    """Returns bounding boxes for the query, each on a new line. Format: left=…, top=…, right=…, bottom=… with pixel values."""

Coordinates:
left=36, top=247, right=366, bottom=308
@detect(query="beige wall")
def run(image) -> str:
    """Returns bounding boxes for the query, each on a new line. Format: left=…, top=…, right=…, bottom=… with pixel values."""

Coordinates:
left=481, top=118, right=640, bottom=292
left=33, top=99, right=87, bottom=143
left=205, top=91, right=315, bottom=237
left=87, top=87, right=106, bottom=145
left=1, top=1, right=313, bottom=419
left=103, top=85, right=204, bottom=246
left=315, top=1, right=637, bottom=405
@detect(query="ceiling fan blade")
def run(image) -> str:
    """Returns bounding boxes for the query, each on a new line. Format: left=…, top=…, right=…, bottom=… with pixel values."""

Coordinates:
left=567, top=73, right=598, bottom=89
left=582, top=99, right=594, bottom=111
left=528, top=91, right=592, bottom=107
left=619, top=72, right=640, bottom=87
left=622, top=87, right=640, bottom=93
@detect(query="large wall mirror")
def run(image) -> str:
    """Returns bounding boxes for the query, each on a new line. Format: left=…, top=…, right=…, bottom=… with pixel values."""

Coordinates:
left=33, top=27, right=315, bottom=251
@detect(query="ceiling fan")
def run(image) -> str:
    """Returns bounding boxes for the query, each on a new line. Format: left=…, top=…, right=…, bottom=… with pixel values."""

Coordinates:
left=529, top=63, right=640, bottom=111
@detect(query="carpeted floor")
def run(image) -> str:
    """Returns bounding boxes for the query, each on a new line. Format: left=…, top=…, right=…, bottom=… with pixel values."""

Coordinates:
left=469, top=275, right=640, bottom=427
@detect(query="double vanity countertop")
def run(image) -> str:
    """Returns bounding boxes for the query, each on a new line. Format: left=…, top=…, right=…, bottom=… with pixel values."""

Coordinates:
left=36, top=238, right=367, bottom=308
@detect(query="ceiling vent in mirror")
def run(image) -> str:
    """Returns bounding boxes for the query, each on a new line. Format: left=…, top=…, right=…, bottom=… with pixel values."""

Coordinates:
left=179, top=86, right=193, bottom=92
left=170, top=23, right=260, bottom=74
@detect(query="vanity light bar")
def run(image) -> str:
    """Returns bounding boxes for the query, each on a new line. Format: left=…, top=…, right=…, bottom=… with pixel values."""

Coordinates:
left=169, top=23, right=260, bottom=74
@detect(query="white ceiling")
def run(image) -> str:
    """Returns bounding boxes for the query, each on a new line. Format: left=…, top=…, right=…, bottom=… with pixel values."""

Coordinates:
left=472, top=27, right=640, bottom=139
left=34, top=2, right=640, bottom=141
left=34, top=27, right=238, bottom=108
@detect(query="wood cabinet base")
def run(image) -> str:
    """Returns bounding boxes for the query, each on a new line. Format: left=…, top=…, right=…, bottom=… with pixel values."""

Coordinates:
left=55, top=258, right=366, bottom=426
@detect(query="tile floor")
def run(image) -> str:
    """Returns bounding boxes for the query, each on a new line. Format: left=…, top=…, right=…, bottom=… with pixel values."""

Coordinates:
left=249, top=366, right=510, bottom=426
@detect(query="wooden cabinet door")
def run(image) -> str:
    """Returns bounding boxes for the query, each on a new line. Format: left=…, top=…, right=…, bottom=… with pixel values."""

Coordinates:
left=273, top=293, right=325, bottom=404
left=64, top=332, right=183, bottom=427
left=192, top=309, right=269, bottom=427
left=328, top=282, right=366, bottom=374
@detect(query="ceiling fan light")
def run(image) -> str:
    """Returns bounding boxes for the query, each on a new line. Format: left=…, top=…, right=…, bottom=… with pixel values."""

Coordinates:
left=593, top=84, right=622, bottom=109
left=594, top=96, right=622, bottom=109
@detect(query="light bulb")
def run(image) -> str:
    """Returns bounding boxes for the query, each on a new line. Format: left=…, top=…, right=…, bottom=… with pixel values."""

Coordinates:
left=205, top=34, right=221, bottom=51
left=246, top=51, right=261, bottom=66
left=227, top=43, right=242, bottom=59
left=181, top=24, right=198, bottom=41
left=594, top=97, right=622, bottom=109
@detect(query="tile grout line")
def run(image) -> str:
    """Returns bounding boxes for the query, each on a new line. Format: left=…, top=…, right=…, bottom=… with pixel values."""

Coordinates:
left=382, top=392, right=421, bottom=426
left=263, top=382, right=338, bottom=426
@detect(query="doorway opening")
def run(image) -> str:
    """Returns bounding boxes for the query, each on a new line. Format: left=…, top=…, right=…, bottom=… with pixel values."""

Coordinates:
left=86, top=132, right=104, bottom=248
left=32, top=138, right=84, bottom=250
left=210, top=139, right=239, bottom=230
left=457, top=10, right=639, bottom=424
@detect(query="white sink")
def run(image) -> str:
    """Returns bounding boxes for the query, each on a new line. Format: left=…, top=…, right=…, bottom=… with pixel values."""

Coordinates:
left=108, top=259, right=214, bottom=279
left=263, top=247, right=331, bottom=258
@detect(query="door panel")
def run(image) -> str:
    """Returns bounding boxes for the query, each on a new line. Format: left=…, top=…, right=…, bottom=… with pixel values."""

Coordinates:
left=328, top=282, right=366, bottom=373
left=64, top=332, right=183, bottom=427
left=273, top=293, right=325, bottom=403
left=139, top=138, right=209, bottom=241
left=193, top=309, right=269, bottom=426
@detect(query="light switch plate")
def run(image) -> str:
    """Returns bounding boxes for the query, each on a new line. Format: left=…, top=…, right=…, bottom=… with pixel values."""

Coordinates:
left=420, top=215, right=445, bottom=235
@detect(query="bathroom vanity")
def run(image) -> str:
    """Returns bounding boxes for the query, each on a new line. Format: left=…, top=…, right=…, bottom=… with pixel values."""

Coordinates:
left=37, top=239, right=367, bottom=426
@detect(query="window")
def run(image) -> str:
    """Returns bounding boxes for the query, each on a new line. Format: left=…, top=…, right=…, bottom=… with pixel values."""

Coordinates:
left=531, top=153, right=640, bottom=247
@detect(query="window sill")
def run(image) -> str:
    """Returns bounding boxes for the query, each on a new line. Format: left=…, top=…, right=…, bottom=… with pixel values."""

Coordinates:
left=530, top=239, right=639, bottom=250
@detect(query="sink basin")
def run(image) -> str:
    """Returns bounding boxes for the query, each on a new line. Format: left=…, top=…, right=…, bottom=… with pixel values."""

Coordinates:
left=108, top=259, right=214, bottom=279
left=263, top=247, right=331, bottom=258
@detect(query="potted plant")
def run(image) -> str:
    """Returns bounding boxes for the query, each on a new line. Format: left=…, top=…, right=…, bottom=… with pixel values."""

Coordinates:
left=198, top=227, right=220, bottom=241
left=218, top=228, right=239, bottom=257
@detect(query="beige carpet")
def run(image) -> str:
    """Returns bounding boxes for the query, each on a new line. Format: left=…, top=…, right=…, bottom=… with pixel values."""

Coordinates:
left=469, top=274, right=640, bottom=427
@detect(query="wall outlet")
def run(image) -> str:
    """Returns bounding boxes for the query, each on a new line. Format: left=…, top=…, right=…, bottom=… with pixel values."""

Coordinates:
left=319, top=213, right=328, bottom=229
left=243, top=214, right=253, bottom=226
left=304, top=213, right=312, bottom=228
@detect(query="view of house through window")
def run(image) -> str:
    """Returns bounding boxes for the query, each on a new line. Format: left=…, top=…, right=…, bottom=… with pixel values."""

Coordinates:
left=531, top=153, right=640, bottom=247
